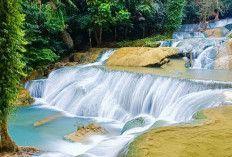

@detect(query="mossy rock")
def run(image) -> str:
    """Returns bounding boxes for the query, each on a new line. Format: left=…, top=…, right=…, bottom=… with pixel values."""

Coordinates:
left=15, top=88, right=34, bottom=106
left=193, top=111, right=207, bottom=120
left=121, top=117, right=145, bottom=134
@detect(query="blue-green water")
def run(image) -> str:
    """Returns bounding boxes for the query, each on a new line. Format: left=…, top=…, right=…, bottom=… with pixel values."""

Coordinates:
left=8, top=105, right=122, bottom=156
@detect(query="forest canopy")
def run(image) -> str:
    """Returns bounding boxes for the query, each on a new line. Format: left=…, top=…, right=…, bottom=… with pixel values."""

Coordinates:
left=20, top=0, right=232, bottom=71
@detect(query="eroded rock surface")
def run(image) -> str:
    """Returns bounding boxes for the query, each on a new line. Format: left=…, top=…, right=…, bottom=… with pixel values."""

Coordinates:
left=64, top=123, right=108, bottom=142
left=106, top=47, right=178, bottom=67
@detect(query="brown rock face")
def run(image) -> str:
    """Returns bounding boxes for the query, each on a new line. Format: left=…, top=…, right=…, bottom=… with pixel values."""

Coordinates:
left=226, top=39, right=232, bottom=69
left=214, top=39, right=232, bottom=70
left=106, top=47, right=178, bottom=67
left=204, top=28, right=222, bottom=37
left=64, top=123, right=108, bottom=142
left=15, top=88, right=34, bottom=106
left=69, top=48, right=110, bottom=63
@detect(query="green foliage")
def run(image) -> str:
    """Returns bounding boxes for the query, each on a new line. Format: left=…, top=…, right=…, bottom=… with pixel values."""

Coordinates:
left=25, top=48, right=59, bottom=69
left=136, top=1, right=155, bottom=17
left=183, top=0, right=201, bottom=24
left=22, top=0, right=65, bottom=71
left=44, top=1, right=66, bottom=33
left=116, top=35, right=169, bottom=47
left=165, top=0, right=186, bottom=33
left=0, top=0, right=26, bottom=117
left=115, top=10, right=131, bottom=27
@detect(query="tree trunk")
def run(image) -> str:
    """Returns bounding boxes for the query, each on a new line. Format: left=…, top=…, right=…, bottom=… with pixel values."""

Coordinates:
left=0, top=115, right=22, bottom=154
left=99, top=27, right=102, bottom=46
left=39, top=0, right=41, bottom=12
left=62, top=30, right=73, bottom=50
left=125, top=27, right=128, bottom=39
left=94, top=31, right=100, bottom=46
left=89, top=30, right=92, bottom=48
left=114, top=27, right=117, bottom=41
left=94, top=28, right=102, bottom=46
left=214, top=10, right=220, bottom=21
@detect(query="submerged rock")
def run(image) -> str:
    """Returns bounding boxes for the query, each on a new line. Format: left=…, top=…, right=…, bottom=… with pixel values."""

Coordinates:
left=106, top=47, right=178, bottom=67
left=15, top=88, right=34, bottom=106
left=64, top=123, right=108, bottom=142
left=121, top=117, right=145, bottom=134
left=34, top=114, right=62, bottom=127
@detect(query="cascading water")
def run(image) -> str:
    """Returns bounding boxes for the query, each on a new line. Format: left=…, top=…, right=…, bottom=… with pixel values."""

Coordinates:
left=25, top=49, right=232, bottom=157
left=177, top=18, right=232, bottom=32
left=163, top=18, right=232, bottom=69
left=160, top=38, right=229, bottom=69
left=173, top=32, right=207, bottom=39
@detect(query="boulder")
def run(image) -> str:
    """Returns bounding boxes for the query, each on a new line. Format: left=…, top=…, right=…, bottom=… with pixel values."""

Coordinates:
left=204, top=27, right=229, bottom=38
left=70, top=48, right=109, bottom=63
left=64, top=123, right=108, bottom=142
left=15, top=88, right=34, bottom=106
left=214, top=39, right=232, bottom=70
left=106, top=47, right=178, bottom=67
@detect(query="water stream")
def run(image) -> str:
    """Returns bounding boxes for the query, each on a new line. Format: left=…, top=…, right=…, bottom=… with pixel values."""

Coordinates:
left=15, top=50, right=232, bottom=157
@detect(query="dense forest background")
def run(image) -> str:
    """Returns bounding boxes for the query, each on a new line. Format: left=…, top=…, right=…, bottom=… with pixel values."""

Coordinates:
left=22, top=0, right=232, bottom=71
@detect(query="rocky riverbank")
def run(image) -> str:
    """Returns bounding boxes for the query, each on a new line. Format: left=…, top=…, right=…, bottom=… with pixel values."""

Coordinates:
left=127, top=105, right=232, bottom=157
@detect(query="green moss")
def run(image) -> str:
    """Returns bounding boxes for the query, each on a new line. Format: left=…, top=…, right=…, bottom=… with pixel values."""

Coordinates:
left=194, top=111, right=207, bottom=120
left=117, top=35, right=169, bottom=47
left=103, top=35, right=170, bottom=48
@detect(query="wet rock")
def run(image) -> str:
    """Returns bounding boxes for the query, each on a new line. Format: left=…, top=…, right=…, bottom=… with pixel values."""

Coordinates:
left=0, top=147, right=40, bottom=157
left=106, top=47, right=178, bottom=67
left=204, top=27, right=229, bottom=38
left=64, top=123, right=108, bottom=142
left=68, top=48, right=109, bottom=63
left=121, top=117, right=145, bottom=134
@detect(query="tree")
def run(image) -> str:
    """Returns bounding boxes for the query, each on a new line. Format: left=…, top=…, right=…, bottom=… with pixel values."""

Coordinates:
left=22, top=0, right=59, bottom=71
left=165, top=0, right=186, bottom=33
left=43, top=0, right=77, bottom=50
left=114, top=10, right=131, bottom=40
left=87, top=0, right=113, bottom=46
left=197, top=0, right=225, bottom=30
left=0, top=0, right=26, bottom=154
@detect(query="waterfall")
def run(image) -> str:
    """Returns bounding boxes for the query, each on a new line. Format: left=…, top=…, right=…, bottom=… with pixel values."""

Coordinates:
left=25, top=49, right=232, bottom=157
left=177, top=18, right=232, bottom=32
left=160, top=38, right=229, bottom=69
left=26, top=51, right=232, bottom=123
left=173, top=32, right=207, bottom=39
left=25, top=79, right=46, bottom=98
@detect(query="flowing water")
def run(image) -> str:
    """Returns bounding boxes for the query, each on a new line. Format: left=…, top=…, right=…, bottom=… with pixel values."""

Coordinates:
left=165, top=18, right=232, bottom=69
left=15, top=50, right=232, bottom=157
left=160, top=37, right=230, bottom=69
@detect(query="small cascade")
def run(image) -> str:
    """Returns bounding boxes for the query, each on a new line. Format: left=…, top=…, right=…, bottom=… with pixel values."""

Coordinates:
left=25, top=79, right=46, bottom=98
left=178, top=18, right=232, bottom=32
left=193, top=46, right=216, bottom=69
left=173, top=32, right=207, bottom=39
left=160, top=38, right=229, bottom=69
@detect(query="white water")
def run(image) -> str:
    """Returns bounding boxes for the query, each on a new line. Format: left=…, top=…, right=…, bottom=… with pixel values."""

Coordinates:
left=26, top=50, right=232, bottom=157
left=173, top=32, right=207, bottom=39
left=178, top=18, right=232, bottom=32
left=160, top=38, right=229, bottom=69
